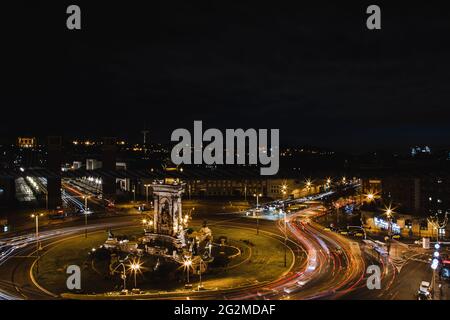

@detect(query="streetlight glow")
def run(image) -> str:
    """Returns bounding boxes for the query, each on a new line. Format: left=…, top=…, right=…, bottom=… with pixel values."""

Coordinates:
left=183, top=257, right=193, bottom=287
left=130, top=262, right=140, bottom=271
left=384, top=205, right=394, bottom=217
left=184, top=259, right=192, bottom=267
left=128, top=258, right=143, bottom=289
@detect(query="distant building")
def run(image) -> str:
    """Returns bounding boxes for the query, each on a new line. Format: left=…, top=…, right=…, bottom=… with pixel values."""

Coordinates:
left=0, top=177, right=15, bottom=205
left=135, top=176, right=324, bottom=200
left=411, top=146, right=431, bottom=157
left=377, top=174, right=450, bottom=216
left=72, top=161, right=83, bottom=170
left=86, top=159, right=103, bottom=170
left=85, top=159, right=125, bottom=171
left=362, top=178, right=382, bottom=196
left=361, top=211, right=449, bottom=239
left=116, top=162, right=127, bottom=170
left=17, top=137, right=36, bottom=148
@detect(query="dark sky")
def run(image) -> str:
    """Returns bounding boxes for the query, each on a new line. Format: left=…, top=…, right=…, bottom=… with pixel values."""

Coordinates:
left=2, top=1, right=450, bottom=152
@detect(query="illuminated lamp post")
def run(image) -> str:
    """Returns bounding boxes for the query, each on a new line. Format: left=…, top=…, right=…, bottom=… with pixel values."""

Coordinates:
left=253, top=193, right=262, bottom=235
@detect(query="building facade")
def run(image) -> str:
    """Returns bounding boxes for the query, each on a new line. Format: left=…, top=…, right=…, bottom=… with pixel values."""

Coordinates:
left=362, top=211, right=449, bottom=240
left=363, top=174, right=450, bottom=217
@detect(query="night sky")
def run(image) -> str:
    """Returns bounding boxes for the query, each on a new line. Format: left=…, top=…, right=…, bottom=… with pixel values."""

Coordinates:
left=2, top=1, right=450, bottom=152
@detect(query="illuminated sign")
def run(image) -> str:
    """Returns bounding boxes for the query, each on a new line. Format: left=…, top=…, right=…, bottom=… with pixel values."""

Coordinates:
left=374, top=217, right=400, bottom=234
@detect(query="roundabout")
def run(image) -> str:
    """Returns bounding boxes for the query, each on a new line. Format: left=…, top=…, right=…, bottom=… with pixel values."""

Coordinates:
left=0, top=203, right=384, bottom=300
left=32, top=221, right=295, bottom=298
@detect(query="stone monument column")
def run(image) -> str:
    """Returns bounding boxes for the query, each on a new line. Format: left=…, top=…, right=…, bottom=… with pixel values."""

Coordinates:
left=150, top=181, right=185, bottom=238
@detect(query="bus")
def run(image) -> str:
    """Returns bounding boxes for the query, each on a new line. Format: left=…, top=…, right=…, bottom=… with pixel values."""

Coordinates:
left=49, top=206, right=66, bottom=219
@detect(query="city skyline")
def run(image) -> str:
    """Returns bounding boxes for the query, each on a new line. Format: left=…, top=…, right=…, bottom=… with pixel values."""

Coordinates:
left=2, top=3, right=450, bottom=151
left=1, top=1, right=449, bottom=306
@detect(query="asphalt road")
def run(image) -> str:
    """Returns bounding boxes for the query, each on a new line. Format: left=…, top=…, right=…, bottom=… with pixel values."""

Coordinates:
left=0, top=208, right=442, bottom=300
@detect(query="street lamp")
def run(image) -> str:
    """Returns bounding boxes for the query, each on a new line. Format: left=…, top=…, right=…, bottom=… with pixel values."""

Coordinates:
left=385, top=205, right=394, bottom=255
left=129, top=259, right=142, bottom=289
left=284, top=210, right=288, bottom=267
left=363, top=192, right=375, bottom=206
left=244, top=183, right=247, bottom=201
left=197, top=259, right=205, bottom=290
left=185, top=207, right=195, bottom=218
left=253, top=193, right=262, bottom=208
left=253, top=193, right=262, bottom=235
left=83, top=195, right=90, bottom=238
left=184, top=258, right=193, bottom=288
left=385, top=207, right=393, bottom=234
left=31, top=213, right=43, bottom=273
left=31, top=213, right=44, bottom=251
left=304, top=179, right=312, bottom=195
left=281, top=183, right=289, bottom=199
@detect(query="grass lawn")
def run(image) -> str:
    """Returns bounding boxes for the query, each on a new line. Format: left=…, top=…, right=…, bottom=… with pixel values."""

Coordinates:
left=35, top=223, right=293, bottom=295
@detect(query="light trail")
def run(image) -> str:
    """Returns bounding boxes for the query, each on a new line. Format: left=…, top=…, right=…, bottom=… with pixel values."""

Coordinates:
left=0, top=184, right=388, bottom=300
left=229, top=205, right=372, bottom=300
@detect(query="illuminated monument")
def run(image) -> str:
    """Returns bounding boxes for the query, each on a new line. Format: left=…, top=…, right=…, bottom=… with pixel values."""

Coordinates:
left=141, top=178, right=213, bottom=262
left=104, top=178, right=213, bottom=270
left=143, top=178, right=186, bottom=251
left=152, top=179, right=184, bottom=236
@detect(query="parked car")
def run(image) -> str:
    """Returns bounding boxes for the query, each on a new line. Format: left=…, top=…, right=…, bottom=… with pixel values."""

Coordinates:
left=418, top=281, right=431, bottom=298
